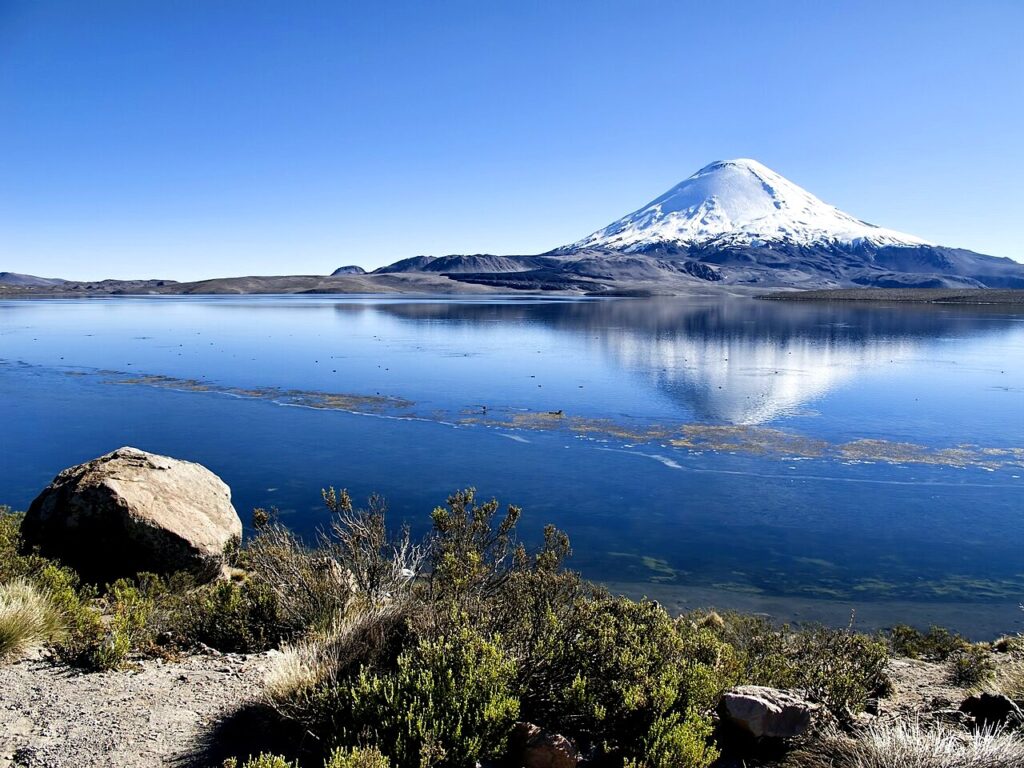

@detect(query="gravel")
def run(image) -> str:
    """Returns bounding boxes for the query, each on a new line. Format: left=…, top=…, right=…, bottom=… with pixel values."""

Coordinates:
left=0, top=652, right=274, bottom=768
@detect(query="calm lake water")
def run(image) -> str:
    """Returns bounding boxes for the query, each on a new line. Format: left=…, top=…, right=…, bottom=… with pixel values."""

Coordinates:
left=1, top=295, right=1022, bottom=636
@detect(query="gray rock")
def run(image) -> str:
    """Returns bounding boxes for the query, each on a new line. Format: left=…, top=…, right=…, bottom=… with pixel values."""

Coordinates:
left=507, top=722, right=579, bottom=768
left=719, top=685, right=817, bottom=739
left=959, top=692, right=1024, bottom=729
left=22, top=447, right=241, bottom=582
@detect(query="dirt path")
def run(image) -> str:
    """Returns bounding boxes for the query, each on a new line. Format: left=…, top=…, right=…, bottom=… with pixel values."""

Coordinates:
left=0, top=652, right=274, bottom=768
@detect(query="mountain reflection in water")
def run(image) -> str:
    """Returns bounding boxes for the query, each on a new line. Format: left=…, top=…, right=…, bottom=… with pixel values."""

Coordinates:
left=356, top=297, right=1021, bottom=425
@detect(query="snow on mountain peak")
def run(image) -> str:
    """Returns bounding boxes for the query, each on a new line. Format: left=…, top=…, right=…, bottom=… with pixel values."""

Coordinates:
left=571, top=159, right=930, bottom=252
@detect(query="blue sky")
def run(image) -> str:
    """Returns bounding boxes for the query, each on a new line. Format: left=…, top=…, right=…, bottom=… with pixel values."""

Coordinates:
left=1, top=1, right=1022, bottom=280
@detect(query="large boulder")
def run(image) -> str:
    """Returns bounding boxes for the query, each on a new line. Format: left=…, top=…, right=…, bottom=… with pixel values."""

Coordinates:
left=22, top=447, right=242, bottom=582
left=719, top=686, right=817, bottom=739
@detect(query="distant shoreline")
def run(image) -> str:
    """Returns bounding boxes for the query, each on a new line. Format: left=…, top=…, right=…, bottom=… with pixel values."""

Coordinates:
left=3, top=277, right=1023, bottom=305
left=760, top=287, right=1024, bottom=305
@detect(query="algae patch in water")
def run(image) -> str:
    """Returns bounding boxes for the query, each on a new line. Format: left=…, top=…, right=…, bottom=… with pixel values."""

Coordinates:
left=66, top=365, right=1024, bottom=472
left=608, top=551, right=681, bottom=584
left=464, top=407, right=1023, bottom=472
left=107, top=372, right=414, bottom=414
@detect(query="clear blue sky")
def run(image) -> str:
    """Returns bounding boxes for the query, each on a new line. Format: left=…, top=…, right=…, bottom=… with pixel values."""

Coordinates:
left=1, top=1, right=1022, bottom=280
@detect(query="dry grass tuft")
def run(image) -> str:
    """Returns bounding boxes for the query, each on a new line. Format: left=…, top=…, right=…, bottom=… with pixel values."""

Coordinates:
left=790, top=720, right=1024, bottom=768
left=265, top=601, right=411, bottom=715
left=984, top=659, right=1024, bottom=699
left=265, top=633, right=334, bottom=705
left=0, top=578, right=64, bottom=661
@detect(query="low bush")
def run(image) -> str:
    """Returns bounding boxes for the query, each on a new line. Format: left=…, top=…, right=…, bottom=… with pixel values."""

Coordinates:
left=227, top=756, right=297, bottom=768
left=993, top=634, right=1024, bottom=654
left=242, top=511, right=352, bottom=636
left=888, top=624, right=969, bottom=660
left=531, top=597, right=732, bottom=768
left=271, top=618, right=518, bottom=768
left=949, top=644, right=997, bottom=687
left=87, top=578, right=157, bottom=670
left=719, top=613, right=889, bottom=716
left=0, top=507, right=23, bottom=582
left=338, top=621, right=519, bottom=767
left=181, top=577, right=282, bottom=653
left=324, top=746, right=390, bottom=768
left=789, top=624, right=890, bottom=714
left=226, top=747, right=389, bottom=768
left=0, top=579, right=64, bottom=660
left=0, top=507, right=52, bottom=585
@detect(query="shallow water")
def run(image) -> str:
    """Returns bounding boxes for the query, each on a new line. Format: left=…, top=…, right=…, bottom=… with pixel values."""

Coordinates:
left=1, top=295, right=1022, bottom=636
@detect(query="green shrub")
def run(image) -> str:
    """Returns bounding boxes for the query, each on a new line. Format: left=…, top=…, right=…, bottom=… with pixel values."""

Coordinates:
left=265, top=603, right=415, bottom=729
left=86, top=579, right=156, bottom=670
left=949, top=644, right=996, bottom=687
left=0, top=507, right=23, bottom=583
left=0, top=579, right=64, bottom=660
left=719, top=612, right=793, bottom=685
left=427, top=488, right=521, bottom=611
left=181, top=578, right=282, bottom=653
left=721, top=614, right=889, bottom=716
left=538, top=597, right=732, bottom=768
left=228, top=755, right=298, bottom=768
left=242, top=514, right=353, bottom=634
left=321, top=490, right=423, bottom=609
left=0, top=508, right=51, bottom=585
left=334, top=621, right=519, bottom=768
left=888, top=624, right=967, bottom=660
left=224, top=749, right=389, bottom=768
left=798, top=625, right=889, bottom=714
left=31, top=563, right=106, bottom=668
left=324, top=746, right=390, bottom=768
left=627, top=711, right=718, bottom=768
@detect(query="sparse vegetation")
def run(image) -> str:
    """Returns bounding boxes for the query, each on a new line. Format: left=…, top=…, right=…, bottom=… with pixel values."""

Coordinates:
left=888, top=624, right=969, bottom=660
left=225, top=747, right=390, bottom=768
left=787, top=720, right=1024, bottom=768
left=718, top=612, right=890, bottom=716
left=950, top=643, right=997, bottom=687
left=0, top=579, right=64, bottom=660
left=324, top=747, right=390, bottom=768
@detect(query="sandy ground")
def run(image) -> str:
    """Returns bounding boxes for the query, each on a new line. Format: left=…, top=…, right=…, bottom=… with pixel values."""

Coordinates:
left=0, top=651, right=275, bottom=768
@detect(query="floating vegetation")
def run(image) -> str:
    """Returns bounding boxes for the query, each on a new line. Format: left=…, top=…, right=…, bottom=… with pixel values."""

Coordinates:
left=464, top=409, right=1024, bottom=472
left=107, top=373, right=415, bottom=414
left=27, top=362, right=1023, bottom=473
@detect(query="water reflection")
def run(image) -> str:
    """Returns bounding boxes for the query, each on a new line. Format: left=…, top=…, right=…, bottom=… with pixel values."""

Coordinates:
left=356, top=297, right=1023, bottom=425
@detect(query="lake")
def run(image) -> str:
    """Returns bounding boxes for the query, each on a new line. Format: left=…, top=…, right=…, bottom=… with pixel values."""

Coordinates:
left=1, top=294, right=1022, bottom=637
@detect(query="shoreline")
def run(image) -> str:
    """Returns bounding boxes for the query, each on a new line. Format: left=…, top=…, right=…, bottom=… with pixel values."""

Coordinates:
left=760, top=287, right=1024, bottom=305
left=605, top=580, right=1024, bottom=641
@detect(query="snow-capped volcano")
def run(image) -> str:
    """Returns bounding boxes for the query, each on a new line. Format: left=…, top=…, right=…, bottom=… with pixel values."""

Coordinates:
left=375, top=158, right=1023, bottom=290
left=571, top=159, right=930, bottom=252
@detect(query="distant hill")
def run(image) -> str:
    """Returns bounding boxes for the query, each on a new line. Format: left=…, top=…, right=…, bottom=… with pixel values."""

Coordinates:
left=0, top=272, right=66, bottom=286
left=330, top=265, right=367, bottom=275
